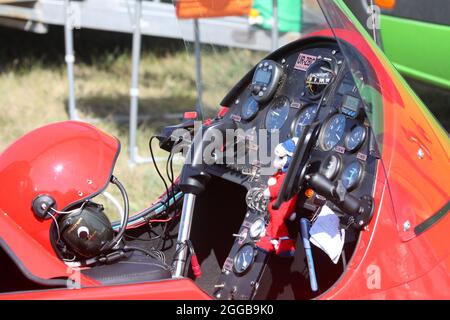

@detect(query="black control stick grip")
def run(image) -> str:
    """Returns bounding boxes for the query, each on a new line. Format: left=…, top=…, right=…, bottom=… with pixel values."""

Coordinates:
left=306, top=173, right=374, bottom=229
left=180, top=120, right=236, bottom=195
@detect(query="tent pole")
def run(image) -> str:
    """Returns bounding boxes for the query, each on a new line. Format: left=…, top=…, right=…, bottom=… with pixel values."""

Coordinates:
left=64, top=0, right=77, bottom=120
left=129, top=0, right=142, bottom=165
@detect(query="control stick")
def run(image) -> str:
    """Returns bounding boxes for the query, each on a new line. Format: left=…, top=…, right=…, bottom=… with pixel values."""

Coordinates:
left=305, top=173, right=374, bottom=229
left=173, top=120, right=236, bottom=277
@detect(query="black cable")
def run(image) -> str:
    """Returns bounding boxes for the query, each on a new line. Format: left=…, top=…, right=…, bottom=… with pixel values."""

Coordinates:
left=120, top=183, right=181, bottom=225
left=124, top=229, right=163, bottom=242
left=156, top=222, right=168, bottom=250
left=171, top=241, right=188, bottom=265
left=165, top=150, right=178, bottom=214
left=165, top=152, right=175, bottom=211
left=149, top=135, right=171, bottom=211
left=102, top=175, right=129, bottom=251
left=122, top=245, right=166, bottom=264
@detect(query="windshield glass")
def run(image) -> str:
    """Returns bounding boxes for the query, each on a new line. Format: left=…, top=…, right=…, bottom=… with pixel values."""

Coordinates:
left=317, top=0, right=450, bottom=239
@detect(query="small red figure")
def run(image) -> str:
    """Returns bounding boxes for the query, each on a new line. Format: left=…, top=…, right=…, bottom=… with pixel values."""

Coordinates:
left=257, top=138, right=298, bottom=257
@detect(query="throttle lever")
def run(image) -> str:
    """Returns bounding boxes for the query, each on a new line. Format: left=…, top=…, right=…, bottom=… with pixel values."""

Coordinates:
left=305, top=173, right=375, bottom=229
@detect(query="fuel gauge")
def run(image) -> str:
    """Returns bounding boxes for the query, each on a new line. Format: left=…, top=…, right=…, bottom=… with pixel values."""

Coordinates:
left=241, top=96, right=259, bottom=121
left=233, top=244, right=256, bottom=275
left=249, top=219, right=266, bottom=239
left=345, top=125, right=366, bottom=152
left=320, top=154, right=341, bottom=180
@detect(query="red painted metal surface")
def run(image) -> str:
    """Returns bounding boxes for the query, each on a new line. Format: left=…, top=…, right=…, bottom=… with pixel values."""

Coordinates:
left=0, top=278, right=211, bottom=300
left=0, top=121, right=120, bottom=258
left=0, top=209, right=98, bottom=286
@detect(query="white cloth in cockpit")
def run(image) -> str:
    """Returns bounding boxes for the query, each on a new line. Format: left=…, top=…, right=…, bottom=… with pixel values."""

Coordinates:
left=309, top=205, right=345, bottom=264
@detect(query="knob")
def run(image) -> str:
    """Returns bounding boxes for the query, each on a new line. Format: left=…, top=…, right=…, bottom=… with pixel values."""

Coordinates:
left=252, top=85, right=262, bottom=95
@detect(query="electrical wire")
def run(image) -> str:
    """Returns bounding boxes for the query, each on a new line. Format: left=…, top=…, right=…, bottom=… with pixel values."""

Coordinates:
left=165, top=151, right=175, bottom=209
left=171, top=240, right=189, bottom=271
left=123, top=245, right=167, bottom=264
left=48, top=211, right=61, bottom=243
left=50, top=201, right=88, bottom=215
left=149, top=135, right=171, bottom=211
left=102, top=176, right=129, bottom=251
left=111, top=191, right=183, bottom=230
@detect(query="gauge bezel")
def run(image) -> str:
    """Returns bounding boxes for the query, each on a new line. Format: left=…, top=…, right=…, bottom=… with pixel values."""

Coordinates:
left=341, top=160, right=364, bottom=191
left=344, top=124, right=367, bottom=153
left=318, top=113, right=347, bottom=152
left=249, top=219, right=266, bottom=239
left=304, top=57, right=337, bottom=100
left=241, top=96, right=260, bottom=121
left=264, top=96, right=291, bottom=132
left=290, top=103, right=319, bottom=138
left=320, top=153, right=342, bottom=181
left=233, top=243, right=256, bottom=275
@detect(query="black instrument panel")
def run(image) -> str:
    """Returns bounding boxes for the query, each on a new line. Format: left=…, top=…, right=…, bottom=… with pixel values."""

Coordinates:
left=212, top=38, right=377, bottom=207
left=210, top=37, right=379, bottom=300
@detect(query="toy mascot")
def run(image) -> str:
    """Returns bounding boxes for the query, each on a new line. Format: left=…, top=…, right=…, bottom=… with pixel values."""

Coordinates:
left=257, top=137, right=298, bottom=257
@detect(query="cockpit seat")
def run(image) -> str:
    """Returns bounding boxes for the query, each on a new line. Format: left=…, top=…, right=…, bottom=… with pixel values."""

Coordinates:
left=81, top=250, right=172, bottom=286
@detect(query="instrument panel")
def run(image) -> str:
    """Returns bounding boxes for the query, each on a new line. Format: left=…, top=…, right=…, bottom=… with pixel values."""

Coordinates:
left=208, top=37, right=379, bottom=300
left=213, top=38, right=377, bottom=206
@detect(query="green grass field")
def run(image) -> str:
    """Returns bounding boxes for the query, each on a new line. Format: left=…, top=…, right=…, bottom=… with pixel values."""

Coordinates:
left=0, top=27, right=265, bottom=220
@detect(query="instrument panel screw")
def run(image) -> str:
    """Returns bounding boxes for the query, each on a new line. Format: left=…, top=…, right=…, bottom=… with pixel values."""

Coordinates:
left=78, top=191, right=84, bottom=197
left=87, top=179, right=93, bottom=185
left=403, top=220, right=411, bottom=232
left=332, top=50, right=337, bottom=55
left=417, top=148, right=424, bottom=159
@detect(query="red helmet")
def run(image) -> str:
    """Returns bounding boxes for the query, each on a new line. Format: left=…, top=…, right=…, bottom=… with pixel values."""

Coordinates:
left=0, top=121, right=120, bottom=259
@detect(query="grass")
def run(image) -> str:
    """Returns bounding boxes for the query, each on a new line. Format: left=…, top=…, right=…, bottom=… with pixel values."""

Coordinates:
left=0, top=27, right=265, bottom=219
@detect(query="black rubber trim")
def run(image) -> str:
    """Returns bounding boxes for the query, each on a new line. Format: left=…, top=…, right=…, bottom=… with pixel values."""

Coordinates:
left=0, top=238, right=68, bottom=288
left=414, top=201, right=450, bottom=236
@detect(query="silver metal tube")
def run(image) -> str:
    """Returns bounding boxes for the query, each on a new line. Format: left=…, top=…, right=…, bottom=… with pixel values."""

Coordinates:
left=64, top=0, right=77, bottom=120
left=193, top=19, right=203, bottom=120
left=173, top=193, right=197, bottom=277
left=271, top=0, right=279, bottom=51
left=129, top=0, right=142, bottom=164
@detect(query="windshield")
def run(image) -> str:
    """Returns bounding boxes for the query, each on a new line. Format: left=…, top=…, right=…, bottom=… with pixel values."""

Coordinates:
left=317, top=0, right=450, bottom=239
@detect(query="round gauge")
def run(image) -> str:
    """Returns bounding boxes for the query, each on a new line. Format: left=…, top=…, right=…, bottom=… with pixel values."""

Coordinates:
left=345, top=125, right=366, bottom=152
left=249, top=219, right=266, bottom=239
left=341, top=161, right=363, bottom=191
left=292, top=104, right=318, bottom=138
left=305, top=60, right=335, bottom=98
left=233, top=244, right=256, bottom=274
left=320, top=154, right=341, bottom=180
left=241, top=96, right=259, bottom=121
left=319, top=114, right=347, bottom=151
left=265, top=96, right=290, bottom=132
